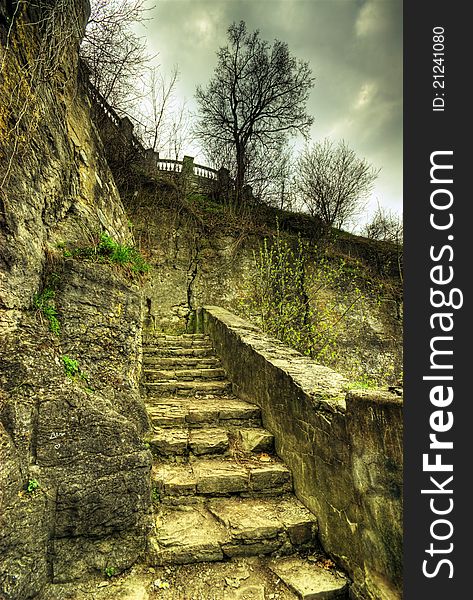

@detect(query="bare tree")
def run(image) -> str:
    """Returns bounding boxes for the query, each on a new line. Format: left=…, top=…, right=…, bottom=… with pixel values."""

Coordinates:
left=80, top=0, right=150, bottom=112
left=363, top=202, right=403, bottom=244
left=140, top=67, right=179, bottom=152
left=195, top=21, right=314, bottom=206
left=295, top=139, right=379, bottom=229
left=166, top=100, right=194, bottom=160
left=130, top=66, right=195, bottom=159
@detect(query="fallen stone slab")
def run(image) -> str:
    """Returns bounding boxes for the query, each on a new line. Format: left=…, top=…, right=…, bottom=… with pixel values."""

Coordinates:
left=269, top=557, right=349, bottom=599
left=237, top=428, right=274, bottom=452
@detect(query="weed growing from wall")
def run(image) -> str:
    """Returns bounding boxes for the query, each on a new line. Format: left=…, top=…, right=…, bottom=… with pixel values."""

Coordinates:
left=62, top=355, right=80, bottom=377
left=61, top=355, right=91, bottom=388
left=26, top=479, right=40, bottom=494
left=98, top=233, right=149, bottom=273
left=33, top=274, right=61, bottom=334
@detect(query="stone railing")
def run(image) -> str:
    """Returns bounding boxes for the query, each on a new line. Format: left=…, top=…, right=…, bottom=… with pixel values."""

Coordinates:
left=156, top=158, right=183, bottom=173
left=197, top=306, right=403, bottom=600
left=83, top=74, right=221, bottom=190
left=84, top=77, right=122, bottom=130
left=193, top=163, right=218, bottom=180
left=154, top=156, right=218, bottom=180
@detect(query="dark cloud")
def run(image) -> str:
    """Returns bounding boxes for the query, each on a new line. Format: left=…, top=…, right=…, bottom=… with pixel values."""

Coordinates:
left=141, top=0, right=402, bottom=220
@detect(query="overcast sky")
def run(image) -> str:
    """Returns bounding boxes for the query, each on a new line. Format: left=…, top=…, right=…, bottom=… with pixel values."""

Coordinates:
left=140, top=0, right=402, bottom=221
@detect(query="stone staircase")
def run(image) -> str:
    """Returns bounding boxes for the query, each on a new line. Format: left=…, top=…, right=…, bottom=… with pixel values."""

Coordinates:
left=142, top=333, right=349, bottom=598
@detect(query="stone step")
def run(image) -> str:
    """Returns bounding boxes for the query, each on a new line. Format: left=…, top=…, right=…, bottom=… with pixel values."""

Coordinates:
left=143, top=367, right=226, bottom=382
left=143, top=356, right=221, bottom=369
left=146, top=397, right=262, bottom=427
left=145, top=334, right=209, bottom=341
left=152, top=457, right=291, bottom=499
left=144, top=380, right=232, bottom=397
left=148, top=427, right=231, bottom=457
left=148, top=495, right=318, bottom=566
left=147, top=426, right=274, bottom=459
left=144, top=346, right=216, bottom=358
left=144, top=338, right=212, bottom=349
left=141, top=335, right=349, bottom=595
left=268, top=556, right=349, bottom=600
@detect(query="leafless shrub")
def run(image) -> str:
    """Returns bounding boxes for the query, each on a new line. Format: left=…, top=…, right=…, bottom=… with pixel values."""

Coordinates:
left=363, top=202, right=403, bottom=244
left=80, top=0, right=151, bottom=113
left=295, top=139, right=379, bottom=229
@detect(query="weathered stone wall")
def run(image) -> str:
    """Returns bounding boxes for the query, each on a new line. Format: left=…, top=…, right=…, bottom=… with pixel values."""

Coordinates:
left=0, top=0, right=131, bottom=310
left=202, top=306, right=403, bottom=600
left=0, top=3, right=152, bottom=598
left=125, top=195, right=258, bottom=332
left=0, top=262, right=152, bottom=599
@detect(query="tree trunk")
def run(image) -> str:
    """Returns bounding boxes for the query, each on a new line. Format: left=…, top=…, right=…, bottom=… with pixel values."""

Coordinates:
left=235, top=144, right=246, bottom=208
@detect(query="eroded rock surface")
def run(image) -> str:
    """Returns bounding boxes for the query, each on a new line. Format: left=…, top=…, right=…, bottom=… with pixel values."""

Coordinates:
left=0, top=263, right=151, bottom=599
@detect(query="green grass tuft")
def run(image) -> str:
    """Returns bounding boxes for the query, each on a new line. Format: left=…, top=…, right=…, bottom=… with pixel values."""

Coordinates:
left=98, top=233, right=150, bottom=273
left=61, top=233, right=150, bottom=275
left=62, top=355, right=80, bottom=378
left=105, top=567, right=116, bottom=578
left=34, top=287, right=60, bottom=335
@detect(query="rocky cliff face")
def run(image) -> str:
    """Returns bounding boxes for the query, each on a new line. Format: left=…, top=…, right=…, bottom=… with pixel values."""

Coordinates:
left=0, top=2, right=151, bottom=598
left=0, top=0, right=130, bottom=308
